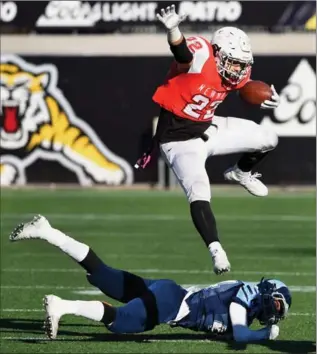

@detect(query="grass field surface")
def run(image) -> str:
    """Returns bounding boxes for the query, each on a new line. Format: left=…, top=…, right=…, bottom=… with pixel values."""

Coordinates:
left=0, top=188, right=315, bottom=353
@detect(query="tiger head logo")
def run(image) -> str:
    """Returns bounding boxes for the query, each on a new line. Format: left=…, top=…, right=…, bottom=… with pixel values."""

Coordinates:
left=0, top=55, right=133, bottom=185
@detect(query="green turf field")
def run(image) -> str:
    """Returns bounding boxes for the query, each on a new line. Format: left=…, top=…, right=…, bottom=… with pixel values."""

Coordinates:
left=0, top=188, right=315, bottom=353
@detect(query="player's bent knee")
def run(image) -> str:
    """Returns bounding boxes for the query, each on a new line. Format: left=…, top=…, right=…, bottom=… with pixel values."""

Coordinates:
left=106, top=292, right=159, bottom=334
left=262, top=128, right=278, bottom=152
left=186, top=178, right=211, bottom=203
left=106, top=299, right=148, bottom=333
left=189, top=193, right=211, bottom=204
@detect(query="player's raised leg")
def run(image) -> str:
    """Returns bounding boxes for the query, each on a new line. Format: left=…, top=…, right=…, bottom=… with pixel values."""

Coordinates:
left=160, top=139, right=230, bottom=275
left=9, top=214, right=90, bottom=262
left=206, top=116, right=278, bottom=196
left=9, top=215, right=155, bottom=303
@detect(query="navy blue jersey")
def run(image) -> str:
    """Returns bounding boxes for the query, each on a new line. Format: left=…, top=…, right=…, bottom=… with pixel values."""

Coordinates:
left=168, top=280, right=261, bottom=333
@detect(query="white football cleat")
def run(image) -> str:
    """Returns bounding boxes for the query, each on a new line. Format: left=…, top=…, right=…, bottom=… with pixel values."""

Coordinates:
left=9, top=214, right=51, bottom=242
left=209, top=242, right=231, bottom=275
left=43, top=295, right=63, bottom=340
left=224, top=165, right=268, bottom=197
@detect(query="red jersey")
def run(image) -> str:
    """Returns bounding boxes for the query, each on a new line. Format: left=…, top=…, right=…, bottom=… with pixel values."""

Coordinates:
left=153, top=36, right=251, bottom=122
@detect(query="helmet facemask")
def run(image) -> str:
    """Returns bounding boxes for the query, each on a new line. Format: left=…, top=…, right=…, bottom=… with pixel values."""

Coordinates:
left=257, top=278, right=290, bottom=326
left=259, top=292, right=288, bottom=325
left=214, top=47, right=253, bottom=85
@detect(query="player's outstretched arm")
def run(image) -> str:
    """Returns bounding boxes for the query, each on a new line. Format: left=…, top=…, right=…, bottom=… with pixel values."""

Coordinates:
left=157, top=4, right=193, bottom=67
left=229, top=302, right=279, bottom=342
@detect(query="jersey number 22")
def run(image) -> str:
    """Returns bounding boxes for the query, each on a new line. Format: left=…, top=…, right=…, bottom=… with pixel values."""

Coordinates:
left=183, top=95, right=222, bottom=120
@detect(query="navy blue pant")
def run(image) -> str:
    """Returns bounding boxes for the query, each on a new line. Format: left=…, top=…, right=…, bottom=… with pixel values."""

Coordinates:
left=86, top=263, right=187, bottom=333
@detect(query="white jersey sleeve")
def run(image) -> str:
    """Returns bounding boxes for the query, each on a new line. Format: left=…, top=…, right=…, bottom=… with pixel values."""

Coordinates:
left=185, top=36, right=211, bottom=74
left=229, top=302, right=271, bottom=342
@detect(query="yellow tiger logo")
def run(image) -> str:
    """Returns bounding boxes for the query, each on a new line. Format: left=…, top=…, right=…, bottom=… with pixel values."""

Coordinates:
left=0, top=55, right=133, bottom=185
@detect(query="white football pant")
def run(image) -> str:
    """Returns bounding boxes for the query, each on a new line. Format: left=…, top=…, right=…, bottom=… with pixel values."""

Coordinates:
left=159, top=116, right=278, bottom=203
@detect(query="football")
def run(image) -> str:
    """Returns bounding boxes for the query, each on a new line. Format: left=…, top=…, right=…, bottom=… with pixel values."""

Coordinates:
left=239, top=81, right=273, bottom=105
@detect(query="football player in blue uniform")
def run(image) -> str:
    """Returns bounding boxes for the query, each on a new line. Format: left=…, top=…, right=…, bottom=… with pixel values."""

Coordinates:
left=9, top=215, right=292, bottom=342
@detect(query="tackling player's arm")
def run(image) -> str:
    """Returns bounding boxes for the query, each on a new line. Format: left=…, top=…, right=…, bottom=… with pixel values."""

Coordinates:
left=229, top=302, right=279, bottom=342
left=156, top=4, right=193, bottom=69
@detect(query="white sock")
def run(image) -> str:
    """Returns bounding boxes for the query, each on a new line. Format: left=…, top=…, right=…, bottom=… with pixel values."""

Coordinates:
left=208, top=241, right=223, bottom=254
left=60, top=300, right=105, bottom=322
left=44, top=228, right=89, bottom=262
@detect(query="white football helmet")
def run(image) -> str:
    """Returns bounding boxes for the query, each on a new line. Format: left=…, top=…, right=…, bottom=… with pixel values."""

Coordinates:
left=211, top=27, right=253, bottom=85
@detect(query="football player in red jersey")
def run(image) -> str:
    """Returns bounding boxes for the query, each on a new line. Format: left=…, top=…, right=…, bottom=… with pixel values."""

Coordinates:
left=135, top=5, right=280, bottom=275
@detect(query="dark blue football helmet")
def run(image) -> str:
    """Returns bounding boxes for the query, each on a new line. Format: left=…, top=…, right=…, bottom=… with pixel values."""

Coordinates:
left=257, top=278, right=292, bottom=326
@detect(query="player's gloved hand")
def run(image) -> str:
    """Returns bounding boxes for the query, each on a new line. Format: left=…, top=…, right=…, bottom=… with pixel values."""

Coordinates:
left=260, top=85, right=280, bottom=110
left=156, top=4, right=187, bottom=30
left=211, top=321, right=227, bottom=334
left=268, top=324, right=280, bottom=340
left=210, top=314, right=228, bottom=334
left=134, top=152, right=152, bottom=170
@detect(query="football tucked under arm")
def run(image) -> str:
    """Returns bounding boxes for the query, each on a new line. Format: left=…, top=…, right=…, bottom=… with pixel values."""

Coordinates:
left=156, top=4, right=193, bottom=65
left=229, top=302, right=278, bottom=342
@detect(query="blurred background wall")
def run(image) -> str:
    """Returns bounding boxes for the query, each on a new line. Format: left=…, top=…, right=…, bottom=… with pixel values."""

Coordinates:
left=0, top=0, right=316, bottom=187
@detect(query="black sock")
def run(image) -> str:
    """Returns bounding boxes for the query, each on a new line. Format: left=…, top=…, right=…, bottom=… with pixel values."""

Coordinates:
left=190, top=200, right=219, bottom=247
left=237, top=151, right=270, bottom=172
left=101, top=302, right=116, bottom=325
left=79, top=248, right=104, bottom=274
